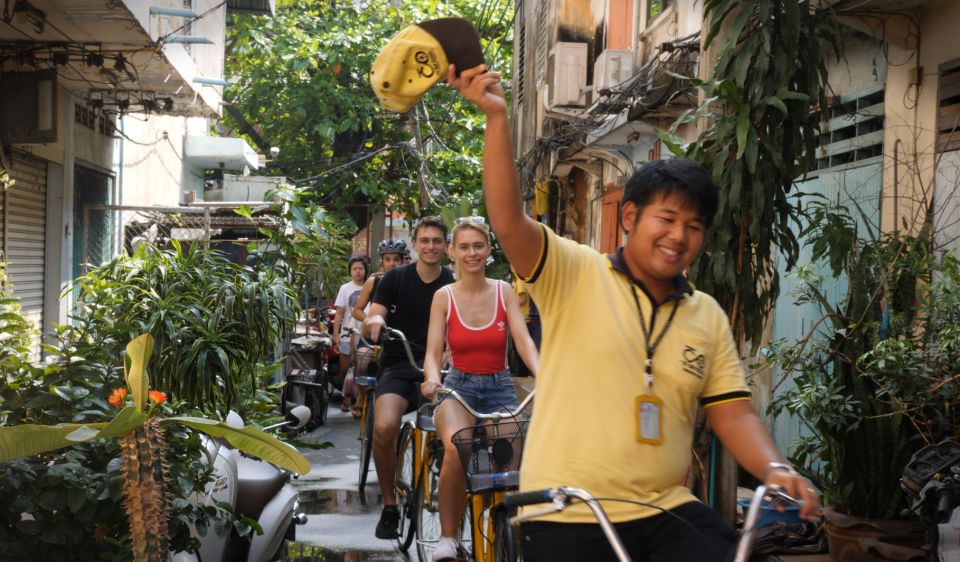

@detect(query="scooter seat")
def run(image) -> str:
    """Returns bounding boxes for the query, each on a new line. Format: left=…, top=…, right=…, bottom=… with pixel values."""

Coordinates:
left=235, top=454, right=290, bottom=521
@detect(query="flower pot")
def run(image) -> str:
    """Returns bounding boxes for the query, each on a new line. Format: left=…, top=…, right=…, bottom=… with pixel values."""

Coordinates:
left=824, top=507, right=923, bottom=562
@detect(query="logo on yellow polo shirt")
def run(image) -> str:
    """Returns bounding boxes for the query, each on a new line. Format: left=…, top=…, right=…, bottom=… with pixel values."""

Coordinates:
left=682, top=345, right=705, bottom=379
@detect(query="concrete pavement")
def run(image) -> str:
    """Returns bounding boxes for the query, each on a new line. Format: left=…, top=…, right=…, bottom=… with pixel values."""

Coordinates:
left=290, top=396, right=418, bottom=561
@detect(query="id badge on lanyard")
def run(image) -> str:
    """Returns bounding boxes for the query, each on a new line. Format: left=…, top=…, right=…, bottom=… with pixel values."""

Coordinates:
left=629, top=287, right=679, bottom=447
left=635, top=392, right=663, bottom=445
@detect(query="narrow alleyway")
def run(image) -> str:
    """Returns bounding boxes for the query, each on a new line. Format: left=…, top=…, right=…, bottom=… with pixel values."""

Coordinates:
left=290, top=397, right=418, bottom=561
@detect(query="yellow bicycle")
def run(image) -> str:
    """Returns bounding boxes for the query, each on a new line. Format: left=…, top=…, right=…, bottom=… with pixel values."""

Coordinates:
left=351, top=328, right=380, bottom=494
left=407, top=388, right=535, bottom=562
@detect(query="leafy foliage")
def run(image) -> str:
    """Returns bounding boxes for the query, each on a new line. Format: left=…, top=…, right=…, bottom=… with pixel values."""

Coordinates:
left=0, top=287, right=232, bottom=558
left=660, top=0, right=838, bottom=349
left=68, top=241, right=297, bottom=414
left=237, top=183, right=353, bottom=301
left=224, top=0, right=515, bottom=221
left=1, top=332, right=309, bottom=560
left=766, top=203, right=960, bottom=519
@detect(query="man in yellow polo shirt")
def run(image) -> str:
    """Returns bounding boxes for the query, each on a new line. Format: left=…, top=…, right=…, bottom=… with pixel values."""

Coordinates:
left=448, top=64, right=820, bottom=561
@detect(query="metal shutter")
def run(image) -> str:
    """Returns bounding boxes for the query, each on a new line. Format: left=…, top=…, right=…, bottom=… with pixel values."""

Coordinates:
left=4, top=150, right=46, bottom=357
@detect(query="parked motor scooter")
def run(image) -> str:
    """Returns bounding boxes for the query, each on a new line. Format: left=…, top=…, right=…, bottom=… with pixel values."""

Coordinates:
left=172, top=406, right=312, bottom=562
left=899, top=438, right=960, bottom=561
left=282, top=333, right=332, bottom=431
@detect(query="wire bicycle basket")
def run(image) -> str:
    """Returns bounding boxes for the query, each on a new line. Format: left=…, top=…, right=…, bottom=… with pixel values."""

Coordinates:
left=452, top=420, right=528, bottom=494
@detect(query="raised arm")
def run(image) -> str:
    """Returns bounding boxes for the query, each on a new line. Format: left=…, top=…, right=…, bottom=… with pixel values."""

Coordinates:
left=502, top=283, right=538, bottom=376
left=420, top=289, right=449, bottom=399
left=351, top=275, right=377, bottom=322
left=448, top=65, right=542, bottom=278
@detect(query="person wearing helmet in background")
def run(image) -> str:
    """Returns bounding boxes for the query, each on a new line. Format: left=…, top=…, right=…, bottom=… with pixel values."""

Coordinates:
left=349, top=238, right=409, bottom=418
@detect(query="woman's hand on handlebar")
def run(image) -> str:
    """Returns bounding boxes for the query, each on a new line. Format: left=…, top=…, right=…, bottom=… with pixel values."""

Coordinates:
left=420, top=377, right=443, bottom=400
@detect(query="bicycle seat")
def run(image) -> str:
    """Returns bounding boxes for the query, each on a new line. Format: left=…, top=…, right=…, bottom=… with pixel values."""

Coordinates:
left=354, top=376, right=378, bottom=387
left=416, top=404, right=436, bottom=432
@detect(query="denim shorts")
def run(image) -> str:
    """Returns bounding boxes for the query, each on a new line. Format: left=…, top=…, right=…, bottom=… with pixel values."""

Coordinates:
left=442, top=368, right=517, bottom=414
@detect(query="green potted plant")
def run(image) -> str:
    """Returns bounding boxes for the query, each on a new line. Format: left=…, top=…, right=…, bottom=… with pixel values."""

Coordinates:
left=0, top=334, right=310, bottom=562
left=766, top=201, right=959, bottom=561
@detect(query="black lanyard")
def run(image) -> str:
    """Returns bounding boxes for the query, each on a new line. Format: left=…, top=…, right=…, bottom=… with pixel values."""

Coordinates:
left=629, top=286, right=680, bottom=393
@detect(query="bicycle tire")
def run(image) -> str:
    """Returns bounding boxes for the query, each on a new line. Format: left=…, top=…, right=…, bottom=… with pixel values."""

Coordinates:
left=358, top=393, right=375, bottom=493
left=492, top=506, right=518, bottom=562
left=395, top=423, right=417, bottom=552
left=415, top=456, right=442, bottom=562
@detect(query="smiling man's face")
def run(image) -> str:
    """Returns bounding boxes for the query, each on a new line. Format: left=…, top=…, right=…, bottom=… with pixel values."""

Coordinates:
left=621, top=193, right=705, bottom=296
left=413, top=226, right=445, bottom=265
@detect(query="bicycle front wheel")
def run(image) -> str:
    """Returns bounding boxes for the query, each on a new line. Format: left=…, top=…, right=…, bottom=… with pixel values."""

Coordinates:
left=395, top=422, right=417, bottom=552
left=493, top=506, right=518, bottom=562
left=358, top=393, right=375, bottom=493
left=415, top=457, right=441, bottom=562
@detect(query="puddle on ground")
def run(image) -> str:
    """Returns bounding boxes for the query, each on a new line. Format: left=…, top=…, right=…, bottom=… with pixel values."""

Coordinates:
left=298, top=488, right=384, bottom=515
left=286, top=544, right=409, bottom=561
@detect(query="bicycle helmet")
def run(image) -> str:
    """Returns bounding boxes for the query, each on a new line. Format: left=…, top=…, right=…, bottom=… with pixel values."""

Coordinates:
left=377, top=238, right=409, bottom=256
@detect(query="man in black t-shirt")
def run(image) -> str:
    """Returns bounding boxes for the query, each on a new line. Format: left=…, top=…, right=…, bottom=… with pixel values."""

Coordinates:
left=363, top=216, right=454, bottom=540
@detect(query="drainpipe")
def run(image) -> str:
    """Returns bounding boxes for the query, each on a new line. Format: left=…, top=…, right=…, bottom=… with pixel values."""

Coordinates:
left=893, top=138, right=900, bottom=232
left=117, top=115, right=124, bottom=254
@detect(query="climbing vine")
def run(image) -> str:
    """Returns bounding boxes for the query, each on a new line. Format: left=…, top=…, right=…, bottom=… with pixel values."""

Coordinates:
left=660, top=0, right=839, bottom=349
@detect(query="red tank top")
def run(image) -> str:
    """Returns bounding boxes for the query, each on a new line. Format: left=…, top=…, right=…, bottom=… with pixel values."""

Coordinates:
left=445, top=281, right=509, bottom=374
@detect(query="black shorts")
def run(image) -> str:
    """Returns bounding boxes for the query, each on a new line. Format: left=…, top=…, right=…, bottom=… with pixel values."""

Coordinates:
left=376, top=366, right=422, bottom=413
left=519, top=501, right=737, bottom=562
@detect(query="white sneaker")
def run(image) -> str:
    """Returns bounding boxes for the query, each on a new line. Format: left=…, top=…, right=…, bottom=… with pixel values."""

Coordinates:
left=432, top=536, right=460, bottom=561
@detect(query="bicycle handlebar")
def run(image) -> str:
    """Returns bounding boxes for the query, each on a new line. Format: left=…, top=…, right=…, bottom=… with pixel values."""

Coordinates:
left=351, top=326, right=419, bottom=372
left=502, top=489, right=554, bottom=508
left=505, top=487, right=630, bottom=562
left=434, top=387, right=534, bottom=421
left=732, top=484, right=804, bottom=562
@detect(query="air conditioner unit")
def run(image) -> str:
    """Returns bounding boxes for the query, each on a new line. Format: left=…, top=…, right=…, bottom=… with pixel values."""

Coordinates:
left=548, top=42, right=587, bottom=107
left=593, top=49, right=635, bottom=97
left=0, top=69, right=58, bottom=144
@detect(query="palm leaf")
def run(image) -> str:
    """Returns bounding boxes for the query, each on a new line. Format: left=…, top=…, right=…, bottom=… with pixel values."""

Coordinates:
left=162, top=416, right=310, bottom=474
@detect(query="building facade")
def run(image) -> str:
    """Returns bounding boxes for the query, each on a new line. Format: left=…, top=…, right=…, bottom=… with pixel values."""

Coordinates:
left=0, top=0, right=270, bottom=354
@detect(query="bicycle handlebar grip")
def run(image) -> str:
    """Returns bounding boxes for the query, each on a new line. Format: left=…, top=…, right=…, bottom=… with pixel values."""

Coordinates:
left=503, top=489, right=555, bottom=508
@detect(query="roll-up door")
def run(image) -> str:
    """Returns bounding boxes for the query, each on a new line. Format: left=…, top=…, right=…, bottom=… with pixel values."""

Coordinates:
left=3, top=150, right=47, bottom=356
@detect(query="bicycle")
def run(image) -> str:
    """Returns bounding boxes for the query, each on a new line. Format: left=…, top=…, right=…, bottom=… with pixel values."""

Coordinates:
left=502, top=484, right=804, bottom=562
left=350, top=328, right=380, bottom=494
left=371, top=326, right=437, bottom=555
left=368, top=326, right=462, bottom=558
left=376, top=326, right=535, bottom=561
left=441, top=387, right=534, bottom=562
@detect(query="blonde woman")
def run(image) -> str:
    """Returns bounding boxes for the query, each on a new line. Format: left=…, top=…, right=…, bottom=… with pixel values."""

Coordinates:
left=420, top=217, right=539, bottom=561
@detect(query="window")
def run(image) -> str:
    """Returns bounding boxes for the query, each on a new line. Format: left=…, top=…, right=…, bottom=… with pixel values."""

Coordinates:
left=648, top=0, right=673, bottom=22
left=938, top=58, right=960, bottom=152
left=815, top=84, right=885, bottom=171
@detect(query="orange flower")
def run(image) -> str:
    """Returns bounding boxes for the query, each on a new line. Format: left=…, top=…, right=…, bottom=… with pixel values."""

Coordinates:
left=148, top=390, right=167, bottom=405
left=108, top=388, right=127, bottom=408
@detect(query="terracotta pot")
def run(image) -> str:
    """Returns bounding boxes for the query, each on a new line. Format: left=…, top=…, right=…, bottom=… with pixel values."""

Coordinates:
left=824, top=507, right=923, bottom=562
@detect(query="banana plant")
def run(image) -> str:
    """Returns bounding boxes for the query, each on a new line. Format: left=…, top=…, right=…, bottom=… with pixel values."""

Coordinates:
left=0, top=334, right=310, bottom=562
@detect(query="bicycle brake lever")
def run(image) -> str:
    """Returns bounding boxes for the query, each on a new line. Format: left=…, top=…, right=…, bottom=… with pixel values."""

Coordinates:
left=765, top=487, right=804, bottom=507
